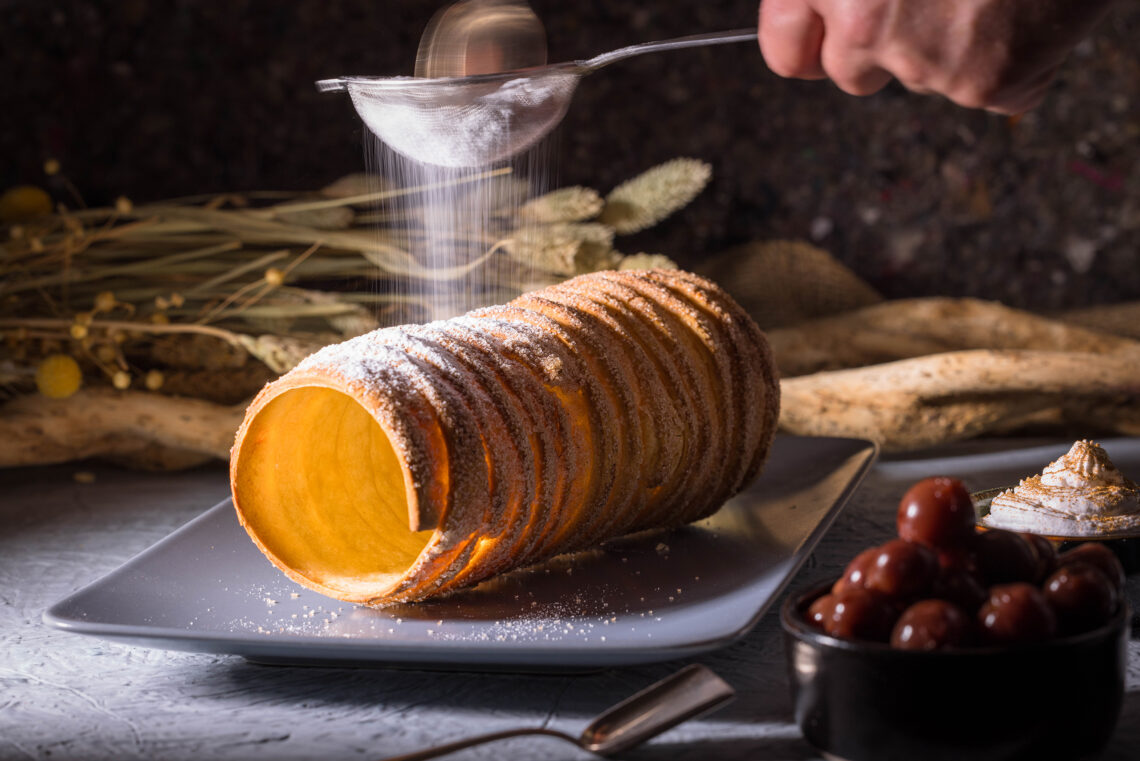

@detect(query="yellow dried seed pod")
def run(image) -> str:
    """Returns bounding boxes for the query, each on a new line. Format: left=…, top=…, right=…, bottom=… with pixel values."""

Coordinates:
left=144, top=369, right=165, bottom=391
left=112, top=371, right=131, bottom=390
left=0, top=185, right=52, bottom=223
left=35, top=354, right=82, bottom=399
left=94, top=291, right=117, bottom=312
left=115, top=196, right=133, bottom=214
left=264, top=268, right=286, bottom=287
left=69, top=323, right=88, bottom=340
left=43, top=158, right=61, bottom=176
left=94, top=344, right=118, bottom=363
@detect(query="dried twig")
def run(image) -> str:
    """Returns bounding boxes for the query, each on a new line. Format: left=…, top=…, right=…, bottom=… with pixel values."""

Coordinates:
left=768, top=297, right=1140, bottom=377
left=779, top=349, right=1140, bottom=451
left=0, top=389, right=245, bottom=467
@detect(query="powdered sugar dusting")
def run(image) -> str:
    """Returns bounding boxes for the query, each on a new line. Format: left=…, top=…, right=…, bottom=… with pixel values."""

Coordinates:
left=348, top=70, right=579, bottom=168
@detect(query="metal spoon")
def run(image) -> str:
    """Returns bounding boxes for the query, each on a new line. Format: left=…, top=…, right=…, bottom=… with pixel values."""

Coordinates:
left=377, top=663, right=735, bottom=761
left=318, top=28, right=757, bottom=168
left=415, top=0, right=547, bottom=80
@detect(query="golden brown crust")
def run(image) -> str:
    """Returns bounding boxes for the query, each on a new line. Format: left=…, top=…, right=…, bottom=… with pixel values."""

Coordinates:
left=449, top=315, right=576, bottom=569
left=664, top=269, right=781, bottom=492
left=581, top=277, right=705, bottom=528
left=605, top=272, right=730, bottom=524
left=472, top=304, right=623, bottom=555
left=508, top=294, right=645, bottom=547
left=409, top=322, right=536, bottom=582
left=230, top=269, right=780, bottom=604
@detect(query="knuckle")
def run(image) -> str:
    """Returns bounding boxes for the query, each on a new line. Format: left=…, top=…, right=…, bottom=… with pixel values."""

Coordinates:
left=832, top=71, right=887, bottom=96
left=844, top=81, right=885, bottom=97
left=948, top=70, right=1006, bottom=109
left=883, top=55, right=930, bottom=90
left=832, top=1, right=890, bottom=50
left=765, top=54, right=809, bottom=79
left=946, top=84, right=994, bottom=110
left=821, top=47, right=891, bottom=96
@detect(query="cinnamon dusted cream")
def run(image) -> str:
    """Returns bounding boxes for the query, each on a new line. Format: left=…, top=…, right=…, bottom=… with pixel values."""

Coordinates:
left=983, top=440, right=1140, bottom=537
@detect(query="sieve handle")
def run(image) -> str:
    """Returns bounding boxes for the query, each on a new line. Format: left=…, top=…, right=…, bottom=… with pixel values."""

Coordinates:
left=581, top=27, right=758, bottom=73
left=316, top=78, right=349, bottom=93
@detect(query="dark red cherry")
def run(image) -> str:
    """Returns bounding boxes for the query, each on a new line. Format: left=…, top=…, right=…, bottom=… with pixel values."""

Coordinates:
left=1019, top=532, right=1057, bottom=582
left=817, top=588, right=897, bottom=642
left=897, top=477, right=977, bottom=550
left=1043, top=563, right=1118, bottom=635
left=864, top=539, right=939, bottom=601
left=891, top=599, right=973, bottom=651
left=975, top=529, right=1040, bottom=585
left=937, top=543, right=979, bottom=574
left=930, top=566, right=988, bottom=612
left=807, top=593, right=837, bottom=631
left=978, top=583, right=1057, bottom=645
left=833, top=547, right=878, bottom=595
left=1058, top=543, right=1125, bottom=594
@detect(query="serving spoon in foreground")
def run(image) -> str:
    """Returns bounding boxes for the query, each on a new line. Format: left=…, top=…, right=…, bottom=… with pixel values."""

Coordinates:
left=377, top=663, right=735, bottom=761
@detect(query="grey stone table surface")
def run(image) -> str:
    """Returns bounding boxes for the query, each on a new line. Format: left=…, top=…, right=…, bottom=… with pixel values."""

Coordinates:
left=2, top=438, right=1139, bottom=761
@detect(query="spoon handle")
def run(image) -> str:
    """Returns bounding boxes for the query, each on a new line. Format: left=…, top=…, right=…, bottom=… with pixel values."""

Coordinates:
left=582, top=28, right=757, bottom=72
left=376, top=727, right=576, bottom=761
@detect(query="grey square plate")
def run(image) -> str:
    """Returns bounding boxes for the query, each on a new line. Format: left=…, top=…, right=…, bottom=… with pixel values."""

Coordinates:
left=45, top=435, right=876, bottom=670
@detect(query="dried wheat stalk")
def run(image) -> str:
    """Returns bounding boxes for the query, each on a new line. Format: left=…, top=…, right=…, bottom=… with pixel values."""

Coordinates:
left=599, top=158, right=712, bottom=234
left=518, top=186, right=603, bottom=223
left=0, top=159, right=707, bottom=396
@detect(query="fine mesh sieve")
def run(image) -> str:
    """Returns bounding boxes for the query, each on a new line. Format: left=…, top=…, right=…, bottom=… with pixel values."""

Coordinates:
left=318, top=28, right=757, bottom=168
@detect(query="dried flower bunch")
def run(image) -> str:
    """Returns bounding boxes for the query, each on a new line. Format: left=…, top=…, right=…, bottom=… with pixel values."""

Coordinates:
left=0, top=158, right=712, bottom=405
left=10, top=154, right=1135, bottom=470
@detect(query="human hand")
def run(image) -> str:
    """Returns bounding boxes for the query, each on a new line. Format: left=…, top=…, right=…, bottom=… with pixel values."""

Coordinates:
left=757, top=0, right=1116, bottom=113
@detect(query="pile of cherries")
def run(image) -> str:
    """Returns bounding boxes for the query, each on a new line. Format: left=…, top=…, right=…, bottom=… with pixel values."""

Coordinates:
left=806, top=477, right=1126, bottom=650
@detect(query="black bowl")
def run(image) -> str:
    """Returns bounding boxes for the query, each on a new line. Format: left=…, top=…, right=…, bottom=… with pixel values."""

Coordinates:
left=781, top=580, right=1128, bottom=761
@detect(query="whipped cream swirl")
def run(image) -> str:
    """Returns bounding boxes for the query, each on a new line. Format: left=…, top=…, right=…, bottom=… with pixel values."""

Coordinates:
left=983, top=440, right=1140, bottom=537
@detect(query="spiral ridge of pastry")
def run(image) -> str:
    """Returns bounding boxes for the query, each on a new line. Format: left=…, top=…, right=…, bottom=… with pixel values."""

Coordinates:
left=230, top=269, right=780, bottom=604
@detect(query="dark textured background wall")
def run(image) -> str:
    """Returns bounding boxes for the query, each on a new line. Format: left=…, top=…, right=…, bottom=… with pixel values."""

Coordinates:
left=3, top=0, right=1137, bottom=308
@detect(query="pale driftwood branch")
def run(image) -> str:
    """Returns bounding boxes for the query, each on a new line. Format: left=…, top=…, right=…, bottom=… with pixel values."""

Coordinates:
left=0, top=389, right=245, bottom=468
left=1058, top=301, right=1140, bottom=341
left=767, top=298, right=1140, bottom=377
left=778, top=350, right=1140, bottom=451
